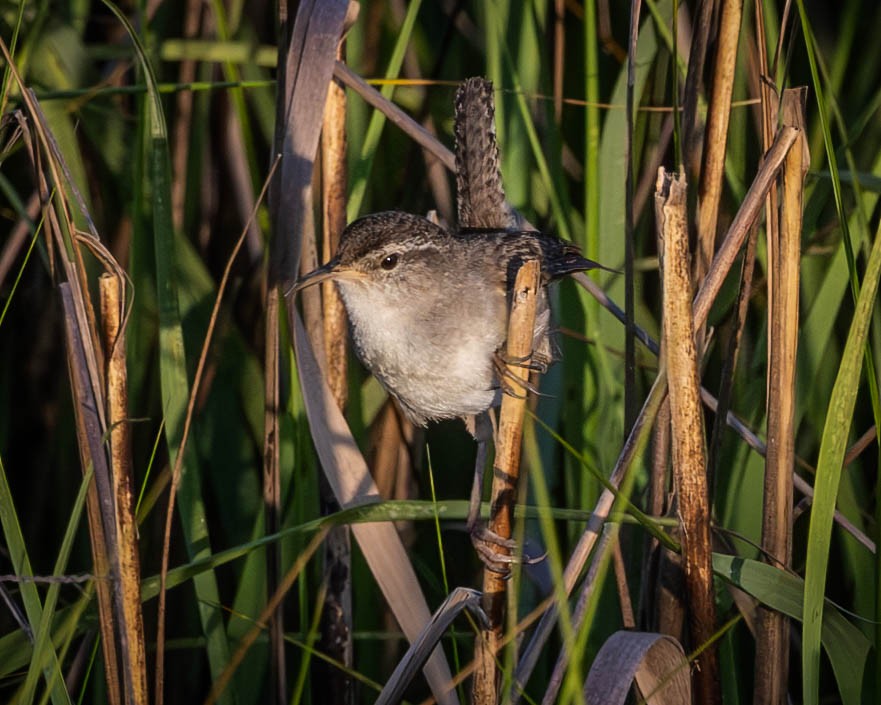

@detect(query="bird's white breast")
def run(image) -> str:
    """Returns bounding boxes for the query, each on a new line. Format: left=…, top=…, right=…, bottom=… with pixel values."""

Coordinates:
left=335, top=278, right=505, bottom=425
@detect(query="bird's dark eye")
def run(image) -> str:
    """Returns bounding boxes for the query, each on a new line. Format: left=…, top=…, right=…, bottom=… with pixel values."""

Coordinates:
left=381, top=253, right=400, bottom=270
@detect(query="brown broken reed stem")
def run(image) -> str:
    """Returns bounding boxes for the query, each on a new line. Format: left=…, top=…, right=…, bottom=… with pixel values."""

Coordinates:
left=656, top=168, right=719, bottom=705
left=754, top=87, right=808, bottom=705
left=472, top=259, right=540, bottom=705
left=100, top=274, right=149, bottom=705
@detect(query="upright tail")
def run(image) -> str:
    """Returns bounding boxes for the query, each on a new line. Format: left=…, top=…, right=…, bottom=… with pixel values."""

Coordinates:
left=454, top=78, right=519, bottom=230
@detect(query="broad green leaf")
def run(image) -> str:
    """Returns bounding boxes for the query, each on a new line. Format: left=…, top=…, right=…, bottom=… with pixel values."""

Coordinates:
left=714, top=554, right=870, bottom=705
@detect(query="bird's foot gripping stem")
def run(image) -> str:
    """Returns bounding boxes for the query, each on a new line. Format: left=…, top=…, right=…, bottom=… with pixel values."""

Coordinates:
left=492, top=350, right=544, bottom=399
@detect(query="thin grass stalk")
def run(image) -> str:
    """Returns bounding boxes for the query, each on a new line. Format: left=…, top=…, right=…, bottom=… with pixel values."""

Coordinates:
left=754, top=86, right=807, bottom=705
left=542, top=526, right=619, bottom=705
left=265, top=11, right=293, bottom=697
left=345, top=0, right=423, bottom=222
left=389, top=0, right=454, bottom=223
left=472, top=259, right=540, bottom=705
left=612, top=537, right=636, bottom=628
left=99, top=273, right=148, bottom=705
left=656, top=168, right=719, bottom=704
left=643, top=396, right=676, bottom=632
left=170, top=0, right=202, bottom=232
left=583, top=0, right=601, bottom=262
left=553, top=0, right=564, bottom=122
left=695, top=0, right=743, bottom=285
left=331, top=62, right=455, bottom=172
left=624, top=0, right=641, bottom=432
left=262, top=284, right=284, bottom=705
left=0, top=189, right=40, bottom=290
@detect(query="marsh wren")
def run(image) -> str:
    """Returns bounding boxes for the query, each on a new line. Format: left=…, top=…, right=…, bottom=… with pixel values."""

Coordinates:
left=294, top=211, right=601, bottom=426
left=295, top=77, right=606, bottom=567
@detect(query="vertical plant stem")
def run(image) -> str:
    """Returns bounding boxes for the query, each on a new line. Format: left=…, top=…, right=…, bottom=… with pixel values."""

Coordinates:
left=624, top=0, right=642, bottom=433
left=100, top=274, right=148, bottom=705
left=682, top=0, right=716, bottom=175
left=695, top=0, right=743, bottom=284
left=263, top=285, right=284, bottom=705
left=60, top=284, right=122, bottom=705
left=754, top=87, right=807, bottom=705
left=656, top=168, right=720, bottom=705
left=473, top=259, right=540, bottom=705
left=316, top=51, right=355, bottom=705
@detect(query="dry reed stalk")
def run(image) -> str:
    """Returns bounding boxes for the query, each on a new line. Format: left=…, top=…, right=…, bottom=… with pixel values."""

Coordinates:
left=332, top=61, right=456, bottom=172
left=60, top=285, right=122, bottom=705
left=695, top=0, right=744, bottom=285
left=155, top=155, right=281, bottom=701
left=0, top=190, right=40, bottom=289
left=100, top=274, right=149, bottom=705
left=316, top=45, right=355, bottom=705
left=656, top=168, right=719, bottom=705
left=754, top=87, right=808, bottom=705
left=472, top=259, right=540, bottom=705
left=321, top=69, right=350, bottom=410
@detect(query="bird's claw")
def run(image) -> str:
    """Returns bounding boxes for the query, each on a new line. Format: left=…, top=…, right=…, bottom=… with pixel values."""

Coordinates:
left=469, top=522, right=547, bottom=575
left=492, top=351, right=542, bottom=398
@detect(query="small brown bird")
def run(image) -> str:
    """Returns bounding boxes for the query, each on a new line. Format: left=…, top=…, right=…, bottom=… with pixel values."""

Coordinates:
left=295, top=211, right=601, bottom=427
left=296, top=77, right=607, bottom=567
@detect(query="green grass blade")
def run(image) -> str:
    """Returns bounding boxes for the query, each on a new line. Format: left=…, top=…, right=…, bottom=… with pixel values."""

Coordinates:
left=347, top=0, right=423, bottom=220
left=99, top=2, right=235, bottom=700
left=21, top=470, right=91, bottom=704
left=715, top=554, right=869, bottom=705
left=801, top=216, right=881, bottom=705
left=0, top=455, right=72, bottom=705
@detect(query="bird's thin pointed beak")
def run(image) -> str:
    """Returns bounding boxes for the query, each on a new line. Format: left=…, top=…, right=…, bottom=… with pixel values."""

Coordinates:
left=292, top=260, right=340, bottom=292
left=291, top=258, right=363, bottom=293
